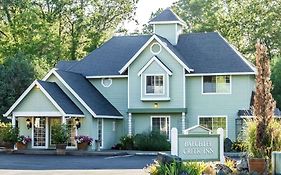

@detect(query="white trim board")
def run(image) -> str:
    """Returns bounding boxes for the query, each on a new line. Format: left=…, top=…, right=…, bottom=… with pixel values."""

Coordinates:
left=138, top=56, right=172, bottom=76
left=118, top=35, right=193, bottom=74
left=186, top=72, right=255, bottom=76
left=86, top=75, right=128, bottom=79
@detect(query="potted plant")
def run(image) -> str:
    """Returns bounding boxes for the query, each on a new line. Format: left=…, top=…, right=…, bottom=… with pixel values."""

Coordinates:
left=246, top=41, right=276, bottom=174
left=16, top=135, right=31, bottom=150
left=51, top=123, right=69, bottom=155
left=75, top=135, right=93, bottom=150
left=1, top=125, right=19, bottom=150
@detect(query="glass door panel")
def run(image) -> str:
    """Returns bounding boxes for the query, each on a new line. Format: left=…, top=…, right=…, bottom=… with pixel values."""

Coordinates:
left=66, top=118, right=76, bottom=147
left=33, top=117, right=46, bottom=147
left=49, top=118, right=61, bottom=147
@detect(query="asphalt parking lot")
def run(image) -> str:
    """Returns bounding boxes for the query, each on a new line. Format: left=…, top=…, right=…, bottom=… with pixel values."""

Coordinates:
left=0, top=153, right=155, bottom=170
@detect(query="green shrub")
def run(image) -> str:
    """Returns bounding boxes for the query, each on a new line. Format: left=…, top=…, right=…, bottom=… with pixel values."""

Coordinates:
left=119, top=135, right=135, bottom=150
left=146, top=161, right=207, bottom=175
left=134, top=131, right=170, bottom=151
left=244, top=119, right=281, bottom=158
left=232, top=140, right=247, bottom=152
left=181, top=162, right=207, bottom=175
left=51, top=123, right=69, bottom=144
left=0, top=124, right=19, bottom=144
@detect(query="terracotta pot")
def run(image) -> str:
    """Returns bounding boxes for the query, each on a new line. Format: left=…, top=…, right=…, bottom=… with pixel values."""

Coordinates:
left=248, top=158, right=266, bottom=174
left=56, top=144, right=67, bottom=155
left=77, top=142, right=88, bottom=150
left=16, top=142, right=27, bottom=150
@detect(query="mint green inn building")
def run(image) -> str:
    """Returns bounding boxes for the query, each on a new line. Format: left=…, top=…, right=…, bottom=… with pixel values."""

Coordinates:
left=3, top=9, right=257, bottom=150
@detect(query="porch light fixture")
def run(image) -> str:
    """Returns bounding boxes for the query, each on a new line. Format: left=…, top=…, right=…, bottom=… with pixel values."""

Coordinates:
left=75, top=118, right=81, bottom=129
left=154, top=102, right=159, bottom=108
left=26, top=119, right=32, bottom=129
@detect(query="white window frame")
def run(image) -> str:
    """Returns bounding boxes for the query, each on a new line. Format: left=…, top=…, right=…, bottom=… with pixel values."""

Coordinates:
left=201, top=75, right=232, bottom=95
left=101, top=78, right=112, bottom=88
left=144, top=74, right=166, bottom=96
left=32, top=117, right=48, bottom=149
left=65, top=118, right=78, bottom=149
left=197, top=115, right=228, bottom=137
left=150, top=116, right=171, bottom=140
left=97, top=118, right=104, bottom=149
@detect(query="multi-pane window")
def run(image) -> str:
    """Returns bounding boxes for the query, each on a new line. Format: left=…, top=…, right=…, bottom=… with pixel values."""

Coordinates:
left=33, top=117, right=46, bottom=147
left=97, top=119, right=103, bottom=148
left=199, top=116, right=227, bottom=137
left=146, top=75, right=164, bottom=94
left=151, top=116, right=170, bottom=139
left=66, top=118, right=76, bottom=147
left=203, top=75, right=230, bottom=93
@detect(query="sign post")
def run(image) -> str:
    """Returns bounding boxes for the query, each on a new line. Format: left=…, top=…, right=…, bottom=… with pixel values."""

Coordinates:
left=171, top=125, right=224, bottom=163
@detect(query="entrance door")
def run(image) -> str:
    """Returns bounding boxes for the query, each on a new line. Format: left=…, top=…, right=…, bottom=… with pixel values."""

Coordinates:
left=66, top=118, right=77, bottom=148
left=49, top=117, right=61, bottom=147
left=33, top=117, right=48, bottom=148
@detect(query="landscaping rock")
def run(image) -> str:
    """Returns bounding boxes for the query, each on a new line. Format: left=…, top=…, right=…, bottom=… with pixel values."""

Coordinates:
left=216, top=164, right=233, bottom=174
left=156, top=152, right=181, bottom=164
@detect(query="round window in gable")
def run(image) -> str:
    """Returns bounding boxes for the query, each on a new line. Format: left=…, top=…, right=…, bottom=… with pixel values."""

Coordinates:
left=101, top=78, right=112, bottom=88
left=150, top=42, right=162, bottom=55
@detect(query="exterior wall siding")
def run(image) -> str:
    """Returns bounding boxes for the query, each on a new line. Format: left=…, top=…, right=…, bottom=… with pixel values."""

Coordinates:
left=129, top=39, right=185, bottom=109
left=89, top=78, right=127, bottom=142
left=132, top=113, right=182, bottom=135
left=13, top=88, right=58, bottom=112
left=185, top=75, right=255, bottom=140
left=154, top=24, right=177, bottom=45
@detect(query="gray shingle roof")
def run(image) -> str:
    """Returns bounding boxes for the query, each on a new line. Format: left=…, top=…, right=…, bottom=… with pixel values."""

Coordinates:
left=149, top=8, right=182, bottom=23
left=55, top=70, right=122, bottom=117
left=176, top=32, right=254, bottom=74
left=37, top=80, right=83, bottom=115
left=238, top=108, right=281, bottom=116
left=59, top=35, right=151, bottom=76
left=57, top=32, right=255, bottom=76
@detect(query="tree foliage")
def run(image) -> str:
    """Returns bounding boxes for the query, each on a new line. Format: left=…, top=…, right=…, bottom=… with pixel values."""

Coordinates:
left=173, top=0, right=281, bottom=60
left=271, top=59, right=281, bottom=109
left=0, top=0, right=137, bottom=120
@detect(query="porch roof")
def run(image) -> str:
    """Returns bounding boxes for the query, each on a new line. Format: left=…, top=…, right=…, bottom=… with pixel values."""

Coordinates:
left=4, top=80, right=83, bottom=117
left=37, top=80, right=83, bottom=116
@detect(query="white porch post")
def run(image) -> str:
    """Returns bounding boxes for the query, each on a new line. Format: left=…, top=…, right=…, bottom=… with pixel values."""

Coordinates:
left=12, top=114, right=16, bottom=128
left=128, top=113, right=132, bottom=137
left=62, top=116, right=66, bottom=124
left=181, top=112, right=185, bottom=133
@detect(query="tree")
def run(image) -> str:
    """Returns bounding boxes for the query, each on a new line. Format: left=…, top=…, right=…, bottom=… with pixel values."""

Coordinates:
left=173, top=0, right=281, bottom=60
left=254, top=41, right=275, bottom=158
left=0, top=53, right=35, bottom=115
left=271, top=57, right=281, bottom=109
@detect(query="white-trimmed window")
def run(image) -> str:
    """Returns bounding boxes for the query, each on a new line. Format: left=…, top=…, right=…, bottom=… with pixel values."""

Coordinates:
left=202, top=75, right=231, bottom=94
left=198, top=116, right=227, bottom=137
left=97, top=119, right=103, bottom=148
left=145, top=75, right=164, bottom=95
left=151, top=116, right=170, bottom=139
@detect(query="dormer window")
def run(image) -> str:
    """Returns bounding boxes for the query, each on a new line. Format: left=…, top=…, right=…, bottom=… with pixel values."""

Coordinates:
left=138, top=56, right=172, bottom=101
left=145, top=75, right=164, bottom=95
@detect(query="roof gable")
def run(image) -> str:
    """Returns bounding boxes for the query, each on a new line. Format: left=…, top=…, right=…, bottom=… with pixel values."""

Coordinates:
left=119, top=35, right=193, bottom=74
left=138, top=56, right=172, bottom=76
left=4, top=80, right=83, bottom=117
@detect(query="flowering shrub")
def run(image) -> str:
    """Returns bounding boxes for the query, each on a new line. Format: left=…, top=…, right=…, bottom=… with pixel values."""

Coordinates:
left=75, top=135, right=93, bottom=145
left=17, top=135, right=32, bottom=144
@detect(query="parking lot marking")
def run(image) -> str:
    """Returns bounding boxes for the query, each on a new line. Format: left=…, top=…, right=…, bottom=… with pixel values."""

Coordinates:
left=104, top=155, right=134, bottom=159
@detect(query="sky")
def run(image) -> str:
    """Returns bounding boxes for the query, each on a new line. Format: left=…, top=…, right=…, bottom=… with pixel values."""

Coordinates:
left=124, top=0, right=179, bottom=32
